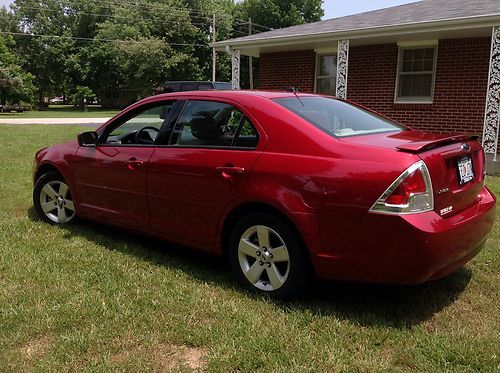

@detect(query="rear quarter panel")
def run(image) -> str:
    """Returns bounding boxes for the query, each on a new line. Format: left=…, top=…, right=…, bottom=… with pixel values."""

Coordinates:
left=223, top=99, right=421, bottom=260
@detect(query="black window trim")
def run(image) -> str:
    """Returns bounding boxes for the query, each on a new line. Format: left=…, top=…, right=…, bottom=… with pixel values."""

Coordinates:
left=97, top=99, right=182, bottom=148
left=160, top=99, right=260, bottom=151
left=156, top=100, right=186, bottom=145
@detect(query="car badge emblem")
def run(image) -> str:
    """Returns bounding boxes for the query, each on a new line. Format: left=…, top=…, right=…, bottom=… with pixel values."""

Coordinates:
left=440, top=206, right=453, bottom=216
left=437, top=187, right=449, bottom=195
left=461, top=143, right=470, bottom=151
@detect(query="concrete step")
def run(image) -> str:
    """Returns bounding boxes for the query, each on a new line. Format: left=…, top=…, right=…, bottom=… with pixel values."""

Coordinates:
left=486, top=154, right=500, bottom=175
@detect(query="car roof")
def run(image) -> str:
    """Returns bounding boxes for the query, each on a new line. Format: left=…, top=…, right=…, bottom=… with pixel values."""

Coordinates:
left=150, top=90, right=320, bottom=101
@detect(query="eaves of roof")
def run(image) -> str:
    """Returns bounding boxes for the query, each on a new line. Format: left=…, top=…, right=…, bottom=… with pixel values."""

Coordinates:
left=214, top=14, right=500, bottom=52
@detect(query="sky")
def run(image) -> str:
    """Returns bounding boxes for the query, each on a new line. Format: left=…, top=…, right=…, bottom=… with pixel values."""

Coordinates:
left=0, top=0, right=421, bottom=20
left=322, top=0, right=419, bottom=19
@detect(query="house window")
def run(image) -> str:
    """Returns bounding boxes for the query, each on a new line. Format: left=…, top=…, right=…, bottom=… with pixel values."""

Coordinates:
left=396, top=46, right=437, bottom=103
left=315, top=54, right=337, bottom=96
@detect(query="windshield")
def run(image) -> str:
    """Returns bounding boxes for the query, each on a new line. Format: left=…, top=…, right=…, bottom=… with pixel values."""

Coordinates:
left=274, top=96, right=406, bottom=137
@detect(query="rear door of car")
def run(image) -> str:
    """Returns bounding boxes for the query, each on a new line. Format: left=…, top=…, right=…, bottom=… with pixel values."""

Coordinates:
left=147, top=98, right=264, bottom=245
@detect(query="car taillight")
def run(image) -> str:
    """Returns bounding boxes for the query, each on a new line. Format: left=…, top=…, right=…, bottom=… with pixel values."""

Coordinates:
left=369, top=160, right=434, bottom=214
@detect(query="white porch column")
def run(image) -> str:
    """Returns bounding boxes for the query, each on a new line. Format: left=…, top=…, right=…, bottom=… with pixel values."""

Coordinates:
left=231, top=49, right=241, bottom=90
left=336, top=39, right=350, bottom=99
left=482, top=26, right=500, bottom=159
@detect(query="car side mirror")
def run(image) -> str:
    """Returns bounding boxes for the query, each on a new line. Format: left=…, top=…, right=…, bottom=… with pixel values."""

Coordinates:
left=77, top=131, right=98, bottom=147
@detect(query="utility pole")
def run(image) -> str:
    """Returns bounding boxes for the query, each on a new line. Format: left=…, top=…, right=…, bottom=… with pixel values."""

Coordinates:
left=248, top=18, right=253, bottom=89
left=212, top=14, right=216, bottom=82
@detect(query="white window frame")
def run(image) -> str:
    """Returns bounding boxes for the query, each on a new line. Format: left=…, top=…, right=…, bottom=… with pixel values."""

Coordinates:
left=394, top=42, right=438, bottom=104
left=314, top=50, right=338, bottom=95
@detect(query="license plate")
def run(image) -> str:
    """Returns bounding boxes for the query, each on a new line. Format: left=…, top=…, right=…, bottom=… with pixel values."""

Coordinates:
left=457, top=156, right=474, bottom=185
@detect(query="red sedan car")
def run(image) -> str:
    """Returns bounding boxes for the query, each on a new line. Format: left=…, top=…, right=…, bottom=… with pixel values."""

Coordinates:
left=33, top=91, right=496, bottom=297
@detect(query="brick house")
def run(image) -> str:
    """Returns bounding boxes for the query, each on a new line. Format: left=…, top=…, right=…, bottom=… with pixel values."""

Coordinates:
left=215, top=0, right=500, bottom=172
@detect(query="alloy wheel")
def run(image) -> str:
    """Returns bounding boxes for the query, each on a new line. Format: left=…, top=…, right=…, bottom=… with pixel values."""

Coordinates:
left=238, top=225, right=291, bottom=291
left=39, top=180, right=76, bottom=224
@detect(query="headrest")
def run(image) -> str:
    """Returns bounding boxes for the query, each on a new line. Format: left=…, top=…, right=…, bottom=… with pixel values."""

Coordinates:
left=191, top=115, right=222, bottom=140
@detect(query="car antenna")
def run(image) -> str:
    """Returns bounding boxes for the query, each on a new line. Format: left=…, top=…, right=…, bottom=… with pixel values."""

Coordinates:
left=287, top=86, right=304, bottom=106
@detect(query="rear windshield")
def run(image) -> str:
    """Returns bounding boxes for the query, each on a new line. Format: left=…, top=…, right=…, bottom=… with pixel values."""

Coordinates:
left=274, top=96, right=406, bottom=137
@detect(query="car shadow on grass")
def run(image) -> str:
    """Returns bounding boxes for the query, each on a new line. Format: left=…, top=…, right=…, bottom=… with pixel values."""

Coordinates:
left=296, top=269, right=471, bottom=328
left=28, top=207, right=472, bottom=329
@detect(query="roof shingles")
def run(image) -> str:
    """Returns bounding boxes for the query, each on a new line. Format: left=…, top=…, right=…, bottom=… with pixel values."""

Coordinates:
left=220, top=0, right=500, bottom=44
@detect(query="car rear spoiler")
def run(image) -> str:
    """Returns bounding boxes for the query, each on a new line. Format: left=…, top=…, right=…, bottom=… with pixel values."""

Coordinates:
left=396, top=134, right=479, bottom=153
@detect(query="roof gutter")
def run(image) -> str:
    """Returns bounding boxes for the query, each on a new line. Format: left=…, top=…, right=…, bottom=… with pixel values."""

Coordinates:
left=214, top=14, right=500, bottom=52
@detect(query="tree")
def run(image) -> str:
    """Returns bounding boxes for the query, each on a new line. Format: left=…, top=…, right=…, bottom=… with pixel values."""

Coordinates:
left=11, top=0, right=77, bottom=107
left=10, top=0, right=235, bottom=104
left=0, top=6, right=20, bottom=33
left=183, top=0, right=234, bottom=81
left=3, top=0, right=323, bottom=108
left=234, top=0, right=324, bottom=30
left=90, top=3, right=197, bottom=97
left=232, top=0, right=324, bottom=88
left=0, top=36, right=37, bottom=106
left=67, top=85, right=95, bottom=111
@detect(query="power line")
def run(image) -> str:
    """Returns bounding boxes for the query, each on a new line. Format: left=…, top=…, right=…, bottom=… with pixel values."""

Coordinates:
left=14, top=0, right=214, bottom=23
left=13, top=0, right=277, bottom=31
left=17, top=5, right=211, bottom=24
left=230, top=24, right=267, bottom=37
left=13, top=4, right=255, bottom=33
left=82, top=0, right=273, bottom=31
left=0, top=31, right=210, bottom=47
left=11, top=5, right=259, bottom=39
left=17, top=5, right=212, bottom=28
left=11, top=1, right=274, bottom=38
left=83, top=0, right=214, bottom=20
left=233, top=19, right=273, bottom=31
left=230, top=28, right=251, bottom=37
left=103, top=0, right=205, bottom=13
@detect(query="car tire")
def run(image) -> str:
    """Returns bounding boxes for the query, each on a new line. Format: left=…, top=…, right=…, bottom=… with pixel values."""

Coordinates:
left=33, top=172, right=77, bottom=225
left=229, top=212, right=309, bottom=298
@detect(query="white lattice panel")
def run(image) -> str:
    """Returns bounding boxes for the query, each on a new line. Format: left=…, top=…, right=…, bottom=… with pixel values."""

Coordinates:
left=231, top=49, right=241, bottom=90
left=336, top=40, right=349, bottom=99
left=482, top=26, right=500, bottom=154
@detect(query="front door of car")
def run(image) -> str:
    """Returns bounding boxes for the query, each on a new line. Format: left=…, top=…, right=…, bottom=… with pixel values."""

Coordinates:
left=73, top=101, right=176, bottom=228
left=147, top=99, right=262, bottom=244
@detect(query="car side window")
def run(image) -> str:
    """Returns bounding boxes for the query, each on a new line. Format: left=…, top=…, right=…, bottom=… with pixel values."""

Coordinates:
left=102, top=102, right=175, bottom=146
left=234, top=118, right=259, bottom=148
left=174, top=100, right=242, bottom=147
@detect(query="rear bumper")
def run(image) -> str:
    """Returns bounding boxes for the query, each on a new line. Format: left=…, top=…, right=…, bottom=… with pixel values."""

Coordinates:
left=311, top=186, right=496, bottom=284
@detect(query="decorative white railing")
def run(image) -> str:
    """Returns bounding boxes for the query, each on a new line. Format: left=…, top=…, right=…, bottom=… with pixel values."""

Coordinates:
left=336, top=40, right=350, bottom=99
left=231, top=49, right=241, bottom=90
left=482, top=26, right=500, bottom=159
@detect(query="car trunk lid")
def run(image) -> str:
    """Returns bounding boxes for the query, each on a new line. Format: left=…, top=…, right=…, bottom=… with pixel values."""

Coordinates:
left=342, top=130, right=486, bottom=217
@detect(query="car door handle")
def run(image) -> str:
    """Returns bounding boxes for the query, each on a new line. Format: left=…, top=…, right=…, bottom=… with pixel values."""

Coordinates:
left=216, top=166, right=245, bottom=179
left=127, top=158, right=144, bottom=170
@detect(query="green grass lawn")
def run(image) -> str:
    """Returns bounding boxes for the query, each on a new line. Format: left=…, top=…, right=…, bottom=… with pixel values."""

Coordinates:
left=0, top=105, right=120, bottom=118
left=0, top=124, right=498, bottom=372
